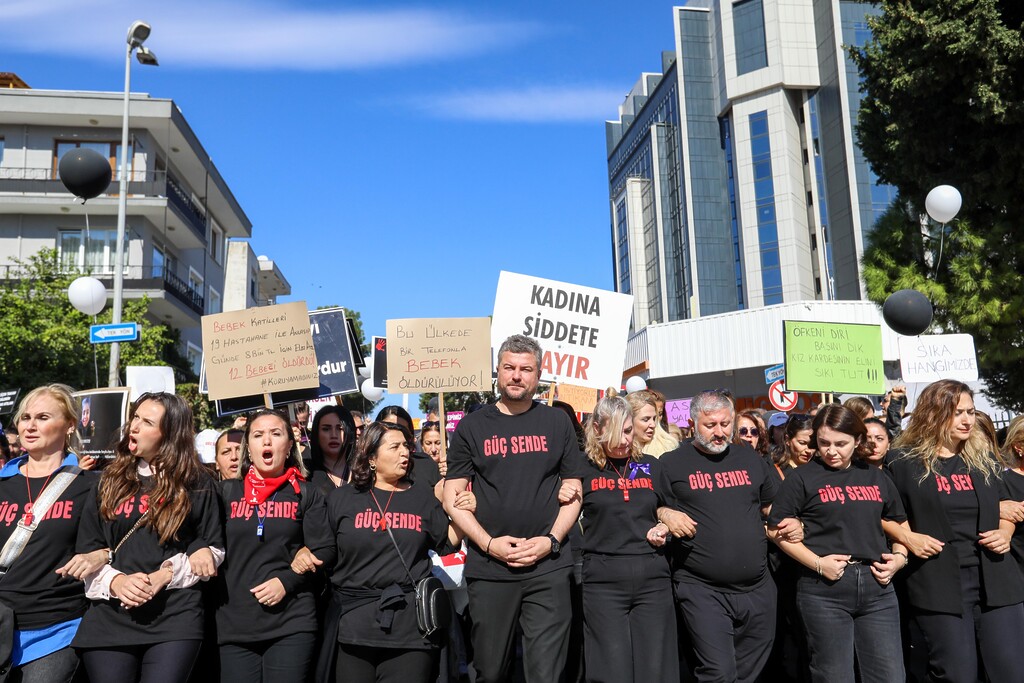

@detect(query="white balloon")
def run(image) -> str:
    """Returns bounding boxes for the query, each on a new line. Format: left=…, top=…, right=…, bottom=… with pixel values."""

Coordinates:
left=361, top=378, right=384, bottom=402
left=358, top=354, right=373, bottom=378
left=925, top=185, right=962, bottom=224
left=68, top=276, right=108, bottom=315
left=625, top=376, right=648, bottom=393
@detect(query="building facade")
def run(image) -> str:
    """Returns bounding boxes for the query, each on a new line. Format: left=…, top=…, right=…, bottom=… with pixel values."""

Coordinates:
left=0, top=81, right=279, bottom=377
left=607, top=1, right=896, bottom=330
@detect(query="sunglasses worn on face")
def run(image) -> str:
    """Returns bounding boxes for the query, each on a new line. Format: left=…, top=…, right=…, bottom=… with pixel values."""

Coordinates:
left=738, top=427, right=759, bottom=437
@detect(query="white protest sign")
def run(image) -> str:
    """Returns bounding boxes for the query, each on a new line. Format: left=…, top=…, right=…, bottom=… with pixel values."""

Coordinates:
left=898, top=333, right=979, bottom=383
left=491, top=271, right=634, bottom=391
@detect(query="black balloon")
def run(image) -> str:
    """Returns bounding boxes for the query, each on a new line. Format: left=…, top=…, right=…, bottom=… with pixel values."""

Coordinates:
left=882, top=289, right=933, bottom=336
left=58, top=148, right=112, bottom=200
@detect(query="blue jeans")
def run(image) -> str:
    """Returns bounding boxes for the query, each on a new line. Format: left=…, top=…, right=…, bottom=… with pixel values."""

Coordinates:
left=796, top=563, right=904, bottom=683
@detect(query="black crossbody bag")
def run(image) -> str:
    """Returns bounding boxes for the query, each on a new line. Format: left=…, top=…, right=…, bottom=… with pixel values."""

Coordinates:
left=381, top=523, right=451, bottom=637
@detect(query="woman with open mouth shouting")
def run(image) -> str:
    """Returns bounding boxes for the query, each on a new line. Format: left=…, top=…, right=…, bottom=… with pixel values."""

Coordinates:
left=214, top=408, right=333, bottom=683
left=71, top=392, right=223, bottom=683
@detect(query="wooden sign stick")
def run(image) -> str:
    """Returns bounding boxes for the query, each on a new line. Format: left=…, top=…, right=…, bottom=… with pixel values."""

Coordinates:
left=437, top=391, right=447, bottom=465
left=547, top=383, right=557, bottom=406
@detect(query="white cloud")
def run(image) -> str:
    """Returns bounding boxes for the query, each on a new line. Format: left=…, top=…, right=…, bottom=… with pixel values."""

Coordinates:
left=414, top=86, right=625, bottom=123
left=0, top=0, right=539, bottom=70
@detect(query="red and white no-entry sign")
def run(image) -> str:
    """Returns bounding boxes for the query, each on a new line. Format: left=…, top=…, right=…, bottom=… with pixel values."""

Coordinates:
left=769, top=379, right=799, bottom=412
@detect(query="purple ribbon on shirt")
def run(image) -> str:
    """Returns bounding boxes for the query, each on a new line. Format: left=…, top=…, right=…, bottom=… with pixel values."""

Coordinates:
left=628, top=462, right=650, bottom=480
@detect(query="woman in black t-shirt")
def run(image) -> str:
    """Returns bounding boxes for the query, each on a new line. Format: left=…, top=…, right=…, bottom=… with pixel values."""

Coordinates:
left=215, top=409, right=333, bottom=683
left=71, top=392, right=223, bottom=683
left=883, top=380, right=1024, bottom=683
left=0, top=384, right=101, bottom=683
left=998, top=416, right=1024, bottom=574
left=579, top=396, right=676, bottom=683
left=308, top=406, right=357, bottom=493
left=769, top=405, right=908, bottom=682
left=313, top=421, right=465, bottom=683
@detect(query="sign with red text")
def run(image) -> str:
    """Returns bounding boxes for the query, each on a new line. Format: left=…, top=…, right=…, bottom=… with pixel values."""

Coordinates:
left=490, top=271, right=634, bottom=391
left=202, top=302, right=319, bottom=401
left=386, top=317, right=492, bottom=394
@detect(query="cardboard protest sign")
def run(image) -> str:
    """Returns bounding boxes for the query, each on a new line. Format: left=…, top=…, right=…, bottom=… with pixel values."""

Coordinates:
left=372, top=336, right=388, bottom=389
left=555, top=383, right=598, bottom=414
left=898, top=334, right=979, bottom=383
left=386, top=318, right=491, bottom=394
left=74, top=387, right=130, bottom=458
left=491, top=271, right=634, bottom=391
left=201, top=302, right=319, bottom=401
left=665, top=399, right=692, bottom=427
left=783, top=321, right=884, bottom=395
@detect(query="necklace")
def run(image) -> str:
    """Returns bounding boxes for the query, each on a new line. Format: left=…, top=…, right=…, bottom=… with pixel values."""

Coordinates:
left=23, top=466, right=57, bottom=526
left=609, top=458, right=631, bottom=502
left=370, top=487, right=397, bottom=530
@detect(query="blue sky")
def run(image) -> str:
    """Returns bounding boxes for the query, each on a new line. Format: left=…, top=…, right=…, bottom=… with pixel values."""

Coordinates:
left=2, top=0, right=681, bottom=414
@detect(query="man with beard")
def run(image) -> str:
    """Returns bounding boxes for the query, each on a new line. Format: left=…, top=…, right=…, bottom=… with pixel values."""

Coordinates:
left=444, top=334, right=584, bottom=683
left=658, top=390, right=780, bottom=683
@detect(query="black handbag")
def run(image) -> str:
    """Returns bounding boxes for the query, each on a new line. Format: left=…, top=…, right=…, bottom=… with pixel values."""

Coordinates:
left=381, top=523, right=451, bottom=637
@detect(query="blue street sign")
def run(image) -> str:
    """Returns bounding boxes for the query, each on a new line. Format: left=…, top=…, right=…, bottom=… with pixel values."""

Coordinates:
left=90, top=323, right=140, bottom=344
left=764, top=363, right=786, bottom=385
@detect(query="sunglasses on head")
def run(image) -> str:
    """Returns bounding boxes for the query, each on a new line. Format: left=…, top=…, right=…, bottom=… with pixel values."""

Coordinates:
left=738, top=427, right=759, bottom=437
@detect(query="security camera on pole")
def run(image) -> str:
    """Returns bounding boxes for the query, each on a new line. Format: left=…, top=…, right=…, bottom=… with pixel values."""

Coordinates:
left=109, top=20, right=159, bottom=387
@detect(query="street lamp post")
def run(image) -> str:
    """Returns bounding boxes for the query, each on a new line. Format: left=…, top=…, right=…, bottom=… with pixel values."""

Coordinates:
left=109, top=21, right=158, bottom=387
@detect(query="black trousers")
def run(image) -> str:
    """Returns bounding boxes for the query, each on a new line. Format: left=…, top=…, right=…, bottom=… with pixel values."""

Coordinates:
left=581, top=553, right=678, bottom=683
left=466, top=566, right=572, bottom=683
left=79, top=640, right=201, bottom=683
left=674, top=578, right=776, bottom=683
left=335, top=643, right=435, bottom=683
left=219, top=632, right=315, bottom=683
left=913, top=565, right=1024, bottom=683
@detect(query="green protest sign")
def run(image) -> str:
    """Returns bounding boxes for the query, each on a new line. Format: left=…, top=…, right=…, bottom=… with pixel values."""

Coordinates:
left=783, top=321, right=884, bottom=394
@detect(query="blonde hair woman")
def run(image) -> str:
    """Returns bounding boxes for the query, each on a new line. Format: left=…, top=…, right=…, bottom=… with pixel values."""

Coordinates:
left=625, top=391, right=678, bottom=458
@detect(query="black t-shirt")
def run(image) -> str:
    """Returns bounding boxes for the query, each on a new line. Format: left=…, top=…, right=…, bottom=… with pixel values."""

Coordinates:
left=72, top=472, right=224, bottom=647
left=768, top=457, right=906, bottom=561
left=934, top=455, right=982, bottom=568
left=658, top=441, right=778, bottom=591
left=326, top=483, right=448, bottom=649
left=1000, top=469, right=1024, bottom=574
left=409, top=451, right=441, bottom=489
left=214, top=479, right=334, bottom=644
left=581, top=454, right=662, bottom=556
left=0, top=466, right=98, bottom=629
left=446, top=402, right=584, bottom=580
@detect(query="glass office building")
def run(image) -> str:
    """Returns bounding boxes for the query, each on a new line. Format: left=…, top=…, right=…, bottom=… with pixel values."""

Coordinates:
left=607, top=1, right=896, bottom=329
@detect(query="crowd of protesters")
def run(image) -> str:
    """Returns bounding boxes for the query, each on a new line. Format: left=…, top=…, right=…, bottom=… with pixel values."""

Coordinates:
left=0, top=336, right=1021, bottom=683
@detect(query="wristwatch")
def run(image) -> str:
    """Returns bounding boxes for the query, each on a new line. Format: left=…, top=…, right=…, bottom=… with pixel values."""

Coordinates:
left=546, top=534, right=561, bottom=555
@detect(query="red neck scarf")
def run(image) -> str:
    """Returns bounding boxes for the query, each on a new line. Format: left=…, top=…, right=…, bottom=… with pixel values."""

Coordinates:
left=245, top=466, right=303, bottom=505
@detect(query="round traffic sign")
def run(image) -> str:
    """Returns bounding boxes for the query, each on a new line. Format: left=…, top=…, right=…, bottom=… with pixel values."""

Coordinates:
left=769, top=379, right=799, bottom=412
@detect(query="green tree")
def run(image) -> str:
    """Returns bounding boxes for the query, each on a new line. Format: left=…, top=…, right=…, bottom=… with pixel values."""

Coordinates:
left=0, top=249, right=193, bottom=393
left=418, top=390, right=495, bottom=415
left=852, top=0, right=1024, bottom=411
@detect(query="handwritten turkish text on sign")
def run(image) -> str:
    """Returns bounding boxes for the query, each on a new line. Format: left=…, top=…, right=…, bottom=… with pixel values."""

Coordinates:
left=783, top=321, right=884, bottom=395
left=202, top=302, right=319, bottom=401
left=898, top=334, right=978, bottom=383
left=665, top=399, right=692, bottom=428
left=490, top=271, right=634, bottom=391
left=386, top=317, right=491, bottom=394
left=555, top=383, right=598, bottom=414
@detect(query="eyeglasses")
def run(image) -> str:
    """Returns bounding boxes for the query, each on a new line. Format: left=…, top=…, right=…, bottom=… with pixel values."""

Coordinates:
left=738, top=427, right=759, bottom=437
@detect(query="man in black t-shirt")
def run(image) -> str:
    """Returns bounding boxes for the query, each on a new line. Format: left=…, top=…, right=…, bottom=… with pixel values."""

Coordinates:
left=444, top=334, right=583, bottom=683
left=659, top=390, right=779, bottom=683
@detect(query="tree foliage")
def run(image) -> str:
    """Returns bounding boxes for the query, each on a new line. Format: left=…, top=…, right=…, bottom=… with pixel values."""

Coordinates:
left=852, top=0, right=1024, bottom=411
left=0, top=249, right=193, bottom=394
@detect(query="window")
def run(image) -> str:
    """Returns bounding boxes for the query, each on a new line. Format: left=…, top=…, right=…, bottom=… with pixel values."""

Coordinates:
left=57, top=229, right=127, bottom=273
left=188, top=267, right=204, bottom=295
left=0, top=138, right=4, bottom=165
left=152, top=245, right=165, bottom=279
left=734, top=0, right=768, bottom=75
left=209, top=221, right=224, bottom=264
left=208, top=287, right=221, bottom=315
left=186, top=343, right=203, bottom=377
left=250, top=271, right=259, bottom=301
left=53, top=141, right=130, bottom=181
